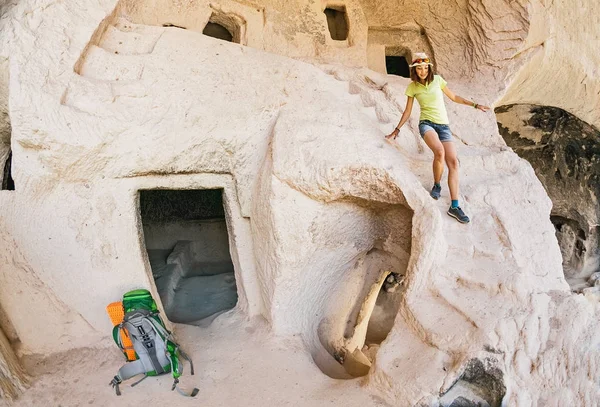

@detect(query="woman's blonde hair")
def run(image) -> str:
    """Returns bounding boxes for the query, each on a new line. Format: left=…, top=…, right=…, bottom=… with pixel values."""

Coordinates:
left=410, top=64, right=434, bottom=84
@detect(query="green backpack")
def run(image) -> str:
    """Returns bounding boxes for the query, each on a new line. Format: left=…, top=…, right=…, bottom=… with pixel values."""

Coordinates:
left=109, top=289, right=198, bottom=397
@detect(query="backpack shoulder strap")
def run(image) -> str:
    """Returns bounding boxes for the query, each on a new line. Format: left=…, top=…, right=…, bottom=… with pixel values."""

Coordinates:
left=177, top=348, right=195, bottom=376
left=123, top=311, right=168, bottom=376
left=109, top=359, right=147, bottom=396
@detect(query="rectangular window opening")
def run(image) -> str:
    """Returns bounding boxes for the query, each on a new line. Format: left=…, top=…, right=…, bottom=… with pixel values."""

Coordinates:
left=385, top=55, right=410, bottom=78
left=324, top=6, right=349, bottom=41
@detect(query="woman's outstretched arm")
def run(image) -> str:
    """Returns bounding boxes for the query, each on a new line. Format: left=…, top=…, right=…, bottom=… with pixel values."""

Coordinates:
left=386, top=97, right=414, bottom=140
left=442, top=86, right=490, bottom=112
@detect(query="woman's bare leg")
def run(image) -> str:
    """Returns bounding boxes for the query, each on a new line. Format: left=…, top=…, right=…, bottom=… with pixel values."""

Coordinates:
left=442, top=141, right=459, bottom=200
left=422, top=131, right=445, bottom=184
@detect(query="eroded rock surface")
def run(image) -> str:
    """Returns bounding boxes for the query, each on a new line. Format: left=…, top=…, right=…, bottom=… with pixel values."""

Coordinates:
left=0, top=0, right=599, bottom=406
left=496, top=104, right=600, bottom=289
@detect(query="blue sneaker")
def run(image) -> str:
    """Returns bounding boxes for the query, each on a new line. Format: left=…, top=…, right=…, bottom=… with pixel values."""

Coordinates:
left=430, top=184, right=441, bottom=200
left=447, top=206, right=470, bottom=223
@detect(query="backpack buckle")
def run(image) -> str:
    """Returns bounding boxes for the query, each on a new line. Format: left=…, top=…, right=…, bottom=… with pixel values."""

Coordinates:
left=110, top=375, right=123, bottom=396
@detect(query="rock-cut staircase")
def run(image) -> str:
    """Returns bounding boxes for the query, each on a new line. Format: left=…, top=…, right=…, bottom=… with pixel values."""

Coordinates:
left=314, top=64, right=562, bottom=405
left=62, top=17, right=165, bottom=114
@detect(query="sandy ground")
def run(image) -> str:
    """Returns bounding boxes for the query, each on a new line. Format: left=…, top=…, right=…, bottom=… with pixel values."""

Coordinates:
left=4, top=312, right=388, bottom=407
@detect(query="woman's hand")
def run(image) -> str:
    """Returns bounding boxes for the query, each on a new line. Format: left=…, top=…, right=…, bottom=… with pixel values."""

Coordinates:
left=475, top=104, right=490, bottom=112
left=386, top=128, right=399, bottom=140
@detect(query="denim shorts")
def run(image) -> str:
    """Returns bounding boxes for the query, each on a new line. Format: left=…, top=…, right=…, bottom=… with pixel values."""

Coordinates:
left=418, top=120, right=453, bottom=142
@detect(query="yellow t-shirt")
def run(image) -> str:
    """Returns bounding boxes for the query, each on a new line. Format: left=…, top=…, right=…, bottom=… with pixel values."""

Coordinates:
left=405, top=75, right=449, bottom=124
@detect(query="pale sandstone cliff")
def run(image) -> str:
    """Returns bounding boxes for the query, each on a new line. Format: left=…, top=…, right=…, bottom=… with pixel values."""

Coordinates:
left=0, top=0, right=599, bottom=406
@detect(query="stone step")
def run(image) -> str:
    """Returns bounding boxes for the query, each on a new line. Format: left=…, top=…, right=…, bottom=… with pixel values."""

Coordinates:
left=61, top=74, right=114, bottom=113
left=349, top=81, right=394, bottom=124
left=99, top=25, right=163, bottom=55
left=78, top=45, right=144, bottom=82
left=112, top=17, right=166, bottom=35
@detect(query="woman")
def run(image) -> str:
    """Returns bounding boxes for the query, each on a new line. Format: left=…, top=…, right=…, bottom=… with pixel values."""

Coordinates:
left=386, top=53, right=489, bottom=224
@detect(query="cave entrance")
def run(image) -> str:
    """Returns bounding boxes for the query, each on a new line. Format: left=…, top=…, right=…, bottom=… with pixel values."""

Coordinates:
left=338, top=268, right=405, bottom=378
left=365, top=272, right=403, bottom=345
left=139, top=189, right=238, bottom=325
left=385, top=47, right=411, bottom=78
left=324, top=6, right=349, bottom=41
left=1, top=150, right=14, bottom=191
left=385, top=55, right=410, bottom=78
left=202, top=12, right=241, bottom=43
left=550, top=215, right=597, bottom=289
left=203, top=22, right=233, bottom=42
left=439, top=357, right=506, bottom=407
left=314, top=203, right=413, bottom=379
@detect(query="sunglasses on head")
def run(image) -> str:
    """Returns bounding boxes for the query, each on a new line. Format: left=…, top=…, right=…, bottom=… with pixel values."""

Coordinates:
left=413, top=58, right=430, bottom=64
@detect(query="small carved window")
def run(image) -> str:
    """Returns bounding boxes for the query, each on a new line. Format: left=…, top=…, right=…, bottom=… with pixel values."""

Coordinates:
left=203, top=12, right=241, bottom=43
left=203, top=22, right=233, bottom=42
left=324, top=6, right=349, bottom=41
left=386, top=56, right=410, bottom=78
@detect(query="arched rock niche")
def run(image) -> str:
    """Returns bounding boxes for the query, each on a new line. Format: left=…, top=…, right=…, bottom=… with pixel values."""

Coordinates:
left=495, top=104, right=600, bottom=292
left=202, top=10, right=244, bottom=43
left=313, top=201, right=412, bottom=378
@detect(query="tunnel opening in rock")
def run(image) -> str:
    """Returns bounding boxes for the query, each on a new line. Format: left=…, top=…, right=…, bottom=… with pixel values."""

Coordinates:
left=324, top=6, right=349, bottom=41
left=364, top=272, right=404, bottom=345
left=495, top=104, right=600, bottom=291
left=139, top=189, right=238, bottom=325
left=385, top=55, right=409, bottom=78
left=203, top=22, right=233, bottom=42
left=202, top=11, right=241, bottom=43
left=332, top=255, right=407, bottom=378
left=314, top=203, right=412, bottom=379
left=551, top=215, right=588, bottom=286
left=440, top=357, right=506, bottom=407
left=1, top=150, right=14, bottom=191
